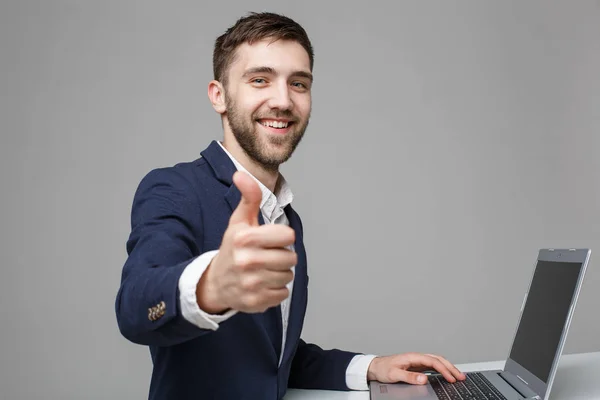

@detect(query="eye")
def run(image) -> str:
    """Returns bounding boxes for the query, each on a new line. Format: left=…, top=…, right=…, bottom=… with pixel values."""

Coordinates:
left=292, top=81, right=309, bottom=90
left=251, top=78, right=267, bottom=85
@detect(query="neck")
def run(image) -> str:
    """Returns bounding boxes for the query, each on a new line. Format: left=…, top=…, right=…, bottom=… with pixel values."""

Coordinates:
left=221, top=136, right=280, bottom=193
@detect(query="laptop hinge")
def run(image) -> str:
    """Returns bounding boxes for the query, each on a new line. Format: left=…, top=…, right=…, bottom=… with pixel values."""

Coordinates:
left=499, top=371, right=540, bottom=399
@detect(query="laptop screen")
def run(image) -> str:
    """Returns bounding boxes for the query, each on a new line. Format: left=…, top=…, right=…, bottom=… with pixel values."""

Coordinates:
left=508, top=260, right=582, bottom=383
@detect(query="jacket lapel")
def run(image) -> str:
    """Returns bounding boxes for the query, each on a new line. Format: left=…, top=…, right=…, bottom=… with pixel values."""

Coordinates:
left=200, top=140, right=237, bottom=186
left=280, top=205, right=308, bottom=366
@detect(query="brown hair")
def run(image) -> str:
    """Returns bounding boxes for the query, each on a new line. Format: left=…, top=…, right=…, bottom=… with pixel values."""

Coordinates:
left=213, top=12, right=314, bottom=88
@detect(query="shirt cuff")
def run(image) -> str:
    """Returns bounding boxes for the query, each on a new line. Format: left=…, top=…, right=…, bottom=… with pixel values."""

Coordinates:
left=178, top=250, right=237, bottom=330
left=346, top=354, right=378, bottom=390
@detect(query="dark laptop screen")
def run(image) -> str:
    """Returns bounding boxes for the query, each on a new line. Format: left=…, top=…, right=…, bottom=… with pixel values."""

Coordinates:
left=508, top=260, right=582, bottom=383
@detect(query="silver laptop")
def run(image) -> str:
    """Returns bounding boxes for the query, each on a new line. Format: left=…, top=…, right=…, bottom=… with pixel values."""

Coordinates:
left=370, top=248, right=591, bottom=400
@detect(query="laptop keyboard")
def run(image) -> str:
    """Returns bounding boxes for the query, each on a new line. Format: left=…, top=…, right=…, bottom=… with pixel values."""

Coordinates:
left=429, top=372, right=507, bottom=400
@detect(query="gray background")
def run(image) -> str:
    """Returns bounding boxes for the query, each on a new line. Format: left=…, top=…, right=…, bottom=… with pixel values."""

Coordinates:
left=1, top=1, right=599, bottom=399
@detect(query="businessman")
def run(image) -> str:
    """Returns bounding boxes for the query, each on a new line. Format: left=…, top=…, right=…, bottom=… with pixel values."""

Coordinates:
left=115, top=12, right=466, bottom=400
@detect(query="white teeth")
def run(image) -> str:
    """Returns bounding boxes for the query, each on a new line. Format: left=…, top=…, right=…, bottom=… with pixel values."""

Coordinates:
left=261, top=120, right=288, bottom=128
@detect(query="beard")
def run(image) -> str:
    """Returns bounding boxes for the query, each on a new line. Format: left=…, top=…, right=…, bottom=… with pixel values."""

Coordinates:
left=225, top=95, right=309, bottom=172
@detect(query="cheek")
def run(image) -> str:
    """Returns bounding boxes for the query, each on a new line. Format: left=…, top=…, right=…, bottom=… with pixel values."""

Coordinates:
left=246, top=101, right=267, bottom=119
left=294, top=96, right=311, bottom=118
left=231, top=90, right=263, bottom=116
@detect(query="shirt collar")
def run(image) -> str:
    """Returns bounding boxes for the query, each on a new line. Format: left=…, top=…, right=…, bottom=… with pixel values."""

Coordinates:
left=217, top=142, right=294, bottom=214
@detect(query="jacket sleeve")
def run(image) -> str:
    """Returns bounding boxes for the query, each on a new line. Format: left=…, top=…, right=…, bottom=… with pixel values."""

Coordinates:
left=115, top=167, right=214, bottom=346
left=288, top=339, right=360, bottom=390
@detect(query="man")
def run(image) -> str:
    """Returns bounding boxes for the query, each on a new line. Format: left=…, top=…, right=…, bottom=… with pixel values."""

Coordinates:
left=115, top=12, right=466, bottom=400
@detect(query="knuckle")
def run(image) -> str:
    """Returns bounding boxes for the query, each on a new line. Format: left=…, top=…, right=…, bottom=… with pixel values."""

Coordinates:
left=279, top=287, right=290, bottom=301
left=287, top=228, right=296, bottom=244
left=290, top=252, right=298, bottom=266
left=233, top=229, right=253, bottom=248
left=233, top=250, right=255, bottom=269
left=232, top=251, right=246, bottom=268
left=241, top=276, right=261, bottom=292
left=285, top=271, right=294, bottom=283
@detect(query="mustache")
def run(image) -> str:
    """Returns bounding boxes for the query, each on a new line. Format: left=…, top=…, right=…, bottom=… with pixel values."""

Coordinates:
left=254, top=111, right=298, bottom=122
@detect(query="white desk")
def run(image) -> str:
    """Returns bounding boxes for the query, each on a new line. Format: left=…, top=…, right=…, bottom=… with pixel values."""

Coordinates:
left=284, top=352, right=600, bottom=399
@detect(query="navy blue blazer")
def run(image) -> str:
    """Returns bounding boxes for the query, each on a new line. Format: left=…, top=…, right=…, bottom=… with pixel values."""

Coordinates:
left=115, top=140, right=360, bottom=400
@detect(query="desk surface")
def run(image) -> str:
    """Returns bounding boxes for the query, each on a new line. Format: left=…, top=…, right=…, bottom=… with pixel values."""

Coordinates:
left=284, top=351, right=600, bottom=400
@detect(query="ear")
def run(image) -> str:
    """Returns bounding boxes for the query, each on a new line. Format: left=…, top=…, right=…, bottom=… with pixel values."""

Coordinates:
left=208, top=80, right=227, bottom=114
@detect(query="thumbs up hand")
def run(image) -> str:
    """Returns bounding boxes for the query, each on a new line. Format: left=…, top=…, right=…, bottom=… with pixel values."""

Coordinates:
left=196, top=171, right=297, bottom=314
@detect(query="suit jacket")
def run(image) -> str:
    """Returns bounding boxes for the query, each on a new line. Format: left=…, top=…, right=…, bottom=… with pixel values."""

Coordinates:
left=115, top=140, right=360, bottom=400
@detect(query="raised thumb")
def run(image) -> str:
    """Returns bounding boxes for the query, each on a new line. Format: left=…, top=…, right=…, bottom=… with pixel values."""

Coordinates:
left=229, top=171, right=262, bottom=226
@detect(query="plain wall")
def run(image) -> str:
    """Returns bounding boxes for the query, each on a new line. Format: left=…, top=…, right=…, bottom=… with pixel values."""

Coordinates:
left=1, top=1, right=599, bottom=399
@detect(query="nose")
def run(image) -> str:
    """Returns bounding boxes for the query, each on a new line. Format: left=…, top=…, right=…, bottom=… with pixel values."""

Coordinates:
left=268, top=82, right=293, bottom=111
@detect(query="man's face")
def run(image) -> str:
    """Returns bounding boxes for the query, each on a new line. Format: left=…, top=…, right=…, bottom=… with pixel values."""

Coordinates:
left=223, top=39, right=313, bottom=171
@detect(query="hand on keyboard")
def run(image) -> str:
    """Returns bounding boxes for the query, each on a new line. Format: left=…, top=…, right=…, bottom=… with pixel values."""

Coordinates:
left=367, top=352, right=466, bottom=385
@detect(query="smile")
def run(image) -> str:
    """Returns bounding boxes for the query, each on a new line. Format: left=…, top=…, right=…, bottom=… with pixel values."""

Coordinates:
left=258, top=119, right=291, bottom=129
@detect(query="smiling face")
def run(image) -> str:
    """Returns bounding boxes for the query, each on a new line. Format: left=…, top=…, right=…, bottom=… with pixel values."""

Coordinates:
left=210, top=38, right=313, bottom=171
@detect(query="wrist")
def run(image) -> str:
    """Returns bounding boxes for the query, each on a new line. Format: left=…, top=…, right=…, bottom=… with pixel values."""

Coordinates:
left=196, top=257, right=228, bottom=314
left=367, top=357, right=381, bottom=381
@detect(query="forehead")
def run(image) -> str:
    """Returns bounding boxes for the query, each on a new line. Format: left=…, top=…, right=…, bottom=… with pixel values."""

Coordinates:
left=230, top=39, right=311, bottom=76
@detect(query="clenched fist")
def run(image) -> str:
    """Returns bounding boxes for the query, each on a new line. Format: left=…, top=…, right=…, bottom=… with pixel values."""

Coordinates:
left=196, top=171, right=297, bottom=314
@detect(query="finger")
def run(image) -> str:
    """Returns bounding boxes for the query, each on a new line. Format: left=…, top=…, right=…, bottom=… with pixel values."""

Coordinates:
left=235, top=248, right=297, bottom=271
left=242, top=287, right=289, bottom=313
left=262, top=270, right=295, bottom=289
left=264, top=287, right=290, bottom=307
left=390, top=369, right=429, bottom=385
left=233, top=224, right=296, bottom=249
left=425, top=354, right=466, bottom=381
left=229, top=171, right=262, bottom=226
left=406, top=353, right=456, bottom=383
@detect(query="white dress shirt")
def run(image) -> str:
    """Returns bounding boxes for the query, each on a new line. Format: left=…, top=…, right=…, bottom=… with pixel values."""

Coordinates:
left=178, top=141, right=376, bottom=390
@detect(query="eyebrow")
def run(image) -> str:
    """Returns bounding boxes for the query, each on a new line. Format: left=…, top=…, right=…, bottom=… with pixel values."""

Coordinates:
left=242, top=66, right=313, bottom=82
